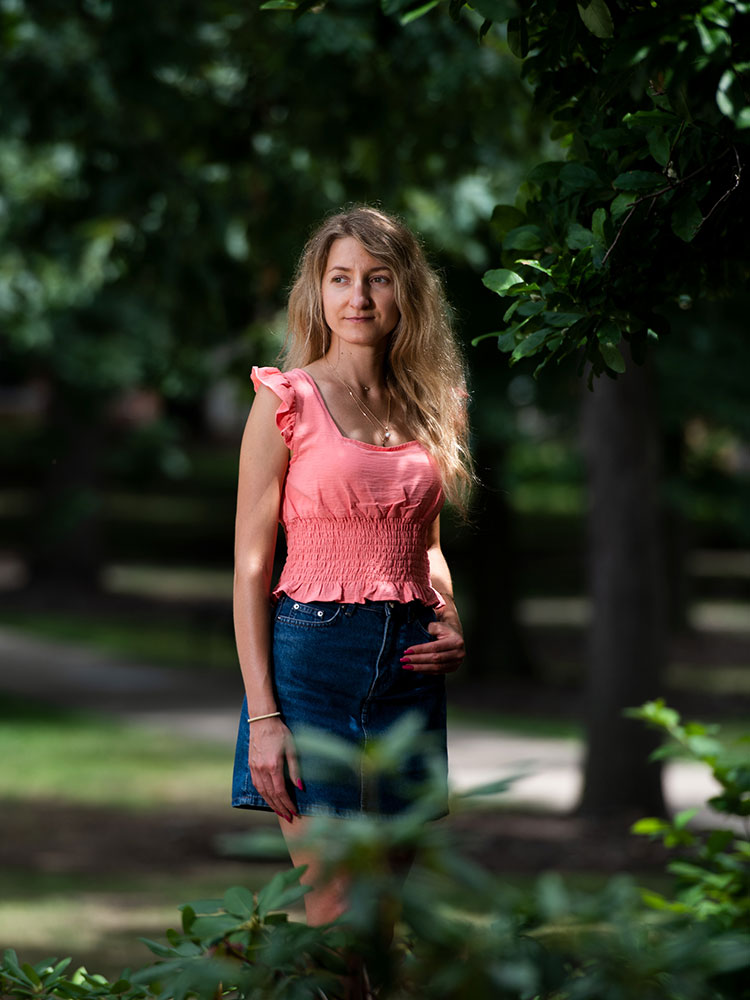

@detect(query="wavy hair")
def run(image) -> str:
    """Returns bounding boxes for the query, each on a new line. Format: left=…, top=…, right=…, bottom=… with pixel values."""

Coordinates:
left=282, top=206, right=474, bottom=512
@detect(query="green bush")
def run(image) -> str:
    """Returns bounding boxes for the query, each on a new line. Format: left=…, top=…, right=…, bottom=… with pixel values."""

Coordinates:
left=2, top=704, right=749, bottom=999
left=629, top=700, right=750, bottom=932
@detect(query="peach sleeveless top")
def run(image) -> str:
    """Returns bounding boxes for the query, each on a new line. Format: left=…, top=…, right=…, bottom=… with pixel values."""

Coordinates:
left=252, top=366, right=444, bottom=607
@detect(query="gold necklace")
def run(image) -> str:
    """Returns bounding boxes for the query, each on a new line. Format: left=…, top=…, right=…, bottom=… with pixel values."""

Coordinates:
left=324, top=358, right=393, bottom=445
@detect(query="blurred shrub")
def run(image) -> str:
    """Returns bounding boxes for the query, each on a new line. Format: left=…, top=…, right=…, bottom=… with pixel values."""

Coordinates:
left=2, top=704, right=749, bottom=999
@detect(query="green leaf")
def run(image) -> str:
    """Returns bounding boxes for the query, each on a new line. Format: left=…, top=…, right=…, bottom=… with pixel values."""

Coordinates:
left=139, top=938, right=178, bottom=958
left=400, top=0, right=440, bottom=22
left=497, top=330, right=518, bottom=351
left=647, top=128, right=671, bottom=167
left=223, top=886, right=256, bottom=919
left=596, top=319, right=620, bottom=342
left=459, top=774, right=523, bottom=797
left=516, top=299, right=545, bottom=316
left=21, top=964, right=42, bottom=987
left=589, top=127, right=632, bottom=149
left=599, top=340, right=626, bottom=373
left=511, top=327, right=553, bottom=361
left=190, top=914, right=241, bottom=939
left=506, top=16, right=529, bottom=57
left=613, top=170, right=664, bottom=192
left=260, top=0, right=299, bottom=8
left=673, top=807, right=698, bottom=829
left=543, top=311, right=586, bottom=328
left=640, top=889, right=691, bottom=913
left=566, top=223, right=593, bottom=250
left=517, top=258, right=552, bottom=275
left=716, top=68, right=750, bottom=126
left=623, top=110, right=676, bottom=128
left=257, top=865, right=310, bottom=919
left=482, top=268, right=524, bottom=294
left=631, top=817, right=671, bottom=836
left=559, top=163, right=600, bottom=193
left=610, top=191, right=636, bottom=218
left=696, top=15, right=731, bottom=54
left=670, top=197, right=703, bottom=242
left=577, top=0, right=614, bottom=38
left=472, top=331, right=504, bottom=346
left=490, top=204, right=526, bottom=241
left=182, top=899, right=222, bottom=915
left=470, top=0, right=517, bottom=22
left=592, top=207, right=607, bottom=244
left=528, top=161, right=564, bottom=184
left=503, top=299, right=522, bottom=323
left=503, top=225, right=544, bottom=251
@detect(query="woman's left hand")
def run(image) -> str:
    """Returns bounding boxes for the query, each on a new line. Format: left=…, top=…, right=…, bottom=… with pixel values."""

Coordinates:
left=401, top=621, right=465, bottom=674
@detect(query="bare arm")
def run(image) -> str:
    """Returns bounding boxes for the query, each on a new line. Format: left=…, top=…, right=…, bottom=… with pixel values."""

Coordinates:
left=233, top=383, right=300, bottom=820
left=401, top=514, right=465, bottom=674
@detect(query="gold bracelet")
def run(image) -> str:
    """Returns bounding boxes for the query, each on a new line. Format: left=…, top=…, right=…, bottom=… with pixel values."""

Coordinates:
left=247, top=711, right=281, bottom=724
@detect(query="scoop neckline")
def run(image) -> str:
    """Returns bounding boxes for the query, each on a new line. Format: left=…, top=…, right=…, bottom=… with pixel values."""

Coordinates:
left=295, top=368, right=421, bottom=453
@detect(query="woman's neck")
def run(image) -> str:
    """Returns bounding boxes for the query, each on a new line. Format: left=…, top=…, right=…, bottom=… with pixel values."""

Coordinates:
left=323, top=345, right=388, bottom=393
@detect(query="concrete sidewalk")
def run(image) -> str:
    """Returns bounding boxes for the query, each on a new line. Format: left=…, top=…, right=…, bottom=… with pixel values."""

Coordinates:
left=0, top=626, right=721, bottom=820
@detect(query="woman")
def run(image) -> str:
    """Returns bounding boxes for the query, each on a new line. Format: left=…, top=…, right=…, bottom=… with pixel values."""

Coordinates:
left=231, top=206, right=472, bottom=930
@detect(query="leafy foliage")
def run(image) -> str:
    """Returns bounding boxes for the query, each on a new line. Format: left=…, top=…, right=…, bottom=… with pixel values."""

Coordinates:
left=629, top=699, right=750, bottom=933
left=0, top=0, right=536, bottom=579
left=3, top=708, right=750, bottom=999
left=472, top=0, right=750, bottom=381
left=267, top=0, right=750, bottom=382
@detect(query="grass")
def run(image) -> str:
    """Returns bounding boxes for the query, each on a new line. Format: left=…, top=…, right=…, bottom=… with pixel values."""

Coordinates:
left=0, top=867, right=283, bottom=980
left=0, top=695, right=232, bottom=808
left=0, top=608, right=238, bottom=671
left=447, top=705, right=582, bottom=740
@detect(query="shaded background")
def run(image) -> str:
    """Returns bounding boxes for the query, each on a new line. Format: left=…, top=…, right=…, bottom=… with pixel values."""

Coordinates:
left=1, top=0, right=749, bottom=975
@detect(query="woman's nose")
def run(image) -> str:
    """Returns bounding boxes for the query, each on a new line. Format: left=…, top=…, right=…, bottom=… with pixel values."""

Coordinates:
left=349, top=279, right=372, bottom=308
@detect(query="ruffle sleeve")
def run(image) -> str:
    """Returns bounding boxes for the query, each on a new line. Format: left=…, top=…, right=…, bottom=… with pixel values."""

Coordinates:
left=251, top=366, right=296, bottom=448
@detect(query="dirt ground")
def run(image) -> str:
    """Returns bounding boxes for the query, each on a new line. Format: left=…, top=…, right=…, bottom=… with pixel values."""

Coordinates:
left=1, top=797, right=670, bottom=882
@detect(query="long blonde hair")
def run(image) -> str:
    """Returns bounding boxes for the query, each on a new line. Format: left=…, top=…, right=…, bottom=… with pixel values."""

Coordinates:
left=282, top=206, right=474, bottom=512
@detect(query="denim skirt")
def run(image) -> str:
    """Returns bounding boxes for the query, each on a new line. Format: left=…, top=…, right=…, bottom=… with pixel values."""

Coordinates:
left=231, top=595, right=448, bottom=819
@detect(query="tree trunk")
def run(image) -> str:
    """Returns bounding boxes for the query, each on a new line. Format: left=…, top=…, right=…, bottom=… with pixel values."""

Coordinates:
left=28, top=391, right=105, bottom=593
left=465, top=440, right=536, bottom=678
left=578, top=354, right=667, bottom=818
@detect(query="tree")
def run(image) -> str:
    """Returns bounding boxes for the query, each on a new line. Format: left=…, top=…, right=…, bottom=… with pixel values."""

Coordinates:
left=276, top=0, right=750, bottom=814
left=470, top=0, right=748, bottom=816
left=0, top=0, right=534, bottom=589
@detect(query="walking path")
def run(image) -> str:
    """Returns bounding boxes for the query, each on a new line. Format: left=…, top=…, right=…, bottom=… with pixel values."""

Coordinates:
left=0, top=626, right=721, bottom=821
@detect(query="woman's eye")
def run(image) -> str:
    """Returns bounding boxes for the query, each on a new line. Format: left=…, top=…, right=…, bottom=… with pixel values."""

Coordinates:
left=371, top=275, right=389, bottom=284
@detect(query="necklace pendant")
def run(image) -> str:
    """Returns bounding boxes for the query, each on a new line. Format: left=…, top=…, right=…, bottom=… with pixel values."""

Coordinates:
left=382, top=431, right=391, bottom=444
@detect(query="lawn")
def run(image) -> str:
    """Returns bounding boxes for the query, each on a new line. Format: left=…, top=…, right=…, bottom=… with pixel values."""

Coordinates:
left=1, top=695, right=232, bottom=808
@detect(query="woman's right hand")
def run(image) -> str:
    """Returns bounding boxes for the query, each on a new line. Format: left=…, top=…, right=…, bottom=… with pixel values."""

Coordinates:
left=248, top=718, right=302, bottom=822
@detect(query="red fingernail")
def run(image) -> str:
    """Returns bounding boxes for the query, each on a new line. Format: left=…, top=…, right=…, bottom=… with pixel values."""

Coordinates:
left=296, top=779, right=304, bottom=791
left=400, top=656, right=411, bottom=663
left=401, top=663, right=414, bottom=671
left=404, top=649, right=414, bottom=655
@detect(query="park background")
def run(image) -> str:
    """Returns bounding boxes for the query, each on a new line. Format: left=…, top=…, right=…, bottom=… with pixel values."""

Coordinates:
left=1, top=0, right=749, bottom=984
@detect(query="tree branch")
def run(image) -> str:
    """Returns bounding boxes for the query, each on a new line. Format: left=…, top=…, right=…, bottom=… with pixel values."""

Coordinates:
left=692, top=146, right=743, bottom=237
left=601, top=149, right=732, bottom=267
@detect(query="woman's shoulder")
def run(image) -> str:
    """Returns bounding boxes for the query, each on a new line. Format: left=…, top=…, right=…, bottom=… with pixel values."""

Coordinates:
left=251, top=366, right=312, bottom=392
left=251, top=367, right=307, bottom=446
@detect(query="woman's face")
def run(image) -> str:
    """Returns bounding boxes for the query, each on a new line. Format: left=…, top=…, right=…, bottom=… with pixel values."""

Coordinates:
left=321, top=237, right=400, bottom=352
